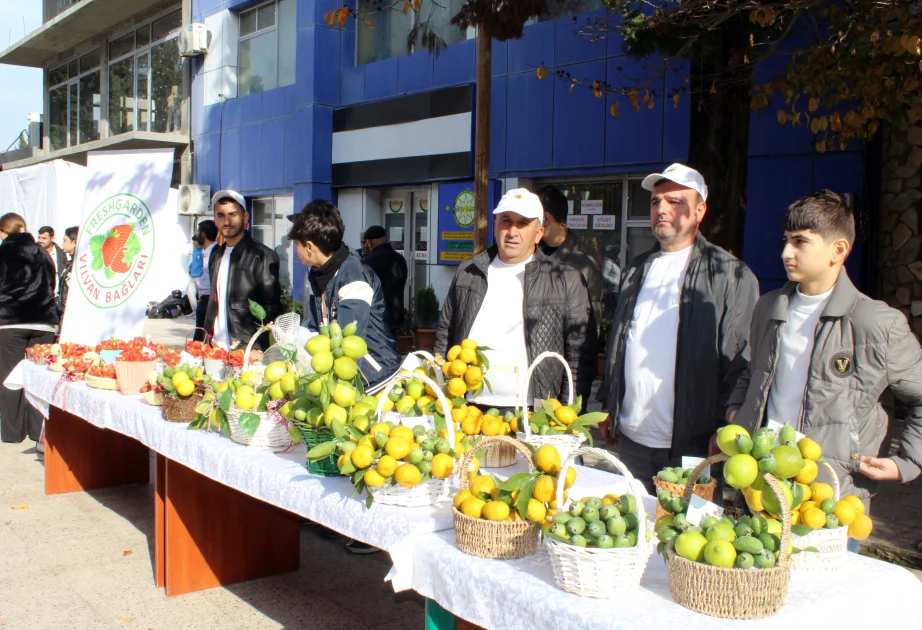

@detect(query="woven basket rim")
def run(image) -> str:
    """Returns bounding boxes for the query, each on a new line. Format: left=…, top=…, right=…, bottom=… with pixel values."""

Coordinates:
left=452, top=505, right=540, bottom=531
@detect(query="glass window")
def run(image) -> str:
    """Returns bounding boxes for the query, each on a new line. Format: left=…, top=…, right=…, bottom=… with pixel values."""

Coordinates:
left=108, top=56, right=135, bottom=135
left=151, top=41, right=183, bottom=133
left=151, top=10, right=181, bottom=41
left=68, top=84, right=78, bottom=147
left=420, top=0, right=467, bottom=49
left=78, top=71, right=100, bottom=144
left=137, top=53, right=150, bottom=132
left=537, top=0, right=606, bottom=21
left=79, top=49, right=100, bottom=72
left=68, top=59, right=78, bottom=78
left=357, top=0, right=467, bottom=65
left=49, top=85, right=68, bottom=151
left=237, top=0, right=296, bottom=97
left=109, top=32, right=134, bottom=59
left=626, top=227, right=656, bottom=263
left=50, top=63, right=68, bottom=86
left=250, top=196, right=294, bottom=291
left=136, top=25, right=151, bottom=48
left=628, top=179, right=650, bottom=219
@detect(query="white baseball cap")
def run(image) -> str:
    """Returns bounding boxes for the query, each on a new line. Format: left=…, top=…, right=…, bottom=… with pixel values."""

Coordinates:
left=211, top=189, right=247, bottom=210
left=641, top=163, right=708, bottom=202
left=493, top=188, right=544, bottom=225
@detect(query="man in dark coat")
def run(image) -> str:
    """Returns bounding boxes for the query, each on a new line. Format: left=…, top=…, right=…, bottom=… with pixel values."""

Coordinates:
left=361, top=224, right=407, bottom=337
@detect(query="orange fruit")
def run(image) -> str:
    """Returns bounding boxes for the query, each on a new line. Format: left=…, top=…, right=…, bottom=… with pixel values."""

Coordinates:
left=848, top=513, right=873, bottom=540
left=834, top=500, right=857, bottom=526
left=842, top=494, right=865, bottom=515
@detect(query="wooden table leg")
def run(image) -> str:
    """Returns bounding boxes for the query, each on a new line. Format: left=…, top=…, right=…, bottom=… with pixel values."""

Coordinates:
left=45, top=405, right=149, bottom=495
left=164, top=459, right=300, bottom=596
left=154, top=454, right=166, bottom=587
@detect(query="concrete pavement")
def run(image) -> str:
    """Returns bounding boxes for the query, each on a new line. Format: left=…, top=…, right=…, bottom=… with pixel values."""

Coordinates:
left=0, top=441, right=424, bottom=629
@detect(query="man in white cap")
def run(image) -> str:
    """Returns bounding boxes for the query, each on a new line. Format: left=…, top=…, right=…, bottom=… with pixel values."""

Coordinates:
left=204, top=190, right=282, bottom=351
left=435, top=189, right=597, bottom=410
left=598, top=164, right=759, bottom=491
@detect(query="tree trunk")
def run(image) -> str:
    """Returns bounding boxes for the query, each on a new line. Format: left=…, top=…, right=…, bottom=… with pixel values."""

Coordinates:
left=474, top=28, right=491, bottom=254
left=687, top=36, right=752, bottom=257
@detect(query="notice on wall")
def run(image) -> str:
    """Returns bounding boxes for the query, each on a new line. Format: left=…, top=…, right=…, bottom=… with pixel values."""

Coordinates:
left=567, top=215, right=589, bottom=230
left=581, top=199, right=603, bottom=214
left=593, top=215, right=616, bottom=230
left=437, top=181, right=498, bottom=265
left=414, top=250, right=428, bottom=261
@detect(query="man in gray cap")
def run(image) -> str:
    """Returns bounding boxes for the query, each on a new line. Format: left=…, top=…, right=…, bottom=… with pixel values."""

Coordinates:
left=362, top=224, right=408, bottom=336
left=598, top=163, right=759, bottom=490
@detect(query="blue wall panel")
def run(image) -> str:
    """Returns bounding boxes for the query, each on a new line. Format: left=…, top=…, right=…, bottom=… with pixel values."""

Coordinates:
left=554, top=10, right=608, bottom=66
left=491, top=40, right=507, bottom=77
left=314, top=26, right=341, bottom=105
left=284, top=108, right=312, bottom=184
left=748, top=94, right=814, bottom=157
left=240, top=124, right=263, bottom=191
left=263, top=85, right=295, bottom=120
left=364, top=57, right=399, bottom=101
left=398, top=51, right=433, bottom=94
left=507, top=21, right=555, bottom=75
left=489, top=77, right=507, bottom=175
left=295, top=27, right=317, bottom=105
left=223, top=96, right=242, bottom=129
left=553, top=60, right=606, bottom=169
left=663, top=61, right=690, bottom=163
left=311, top=106, right=334, bottom=183
left=505, top=72, right=554, bottom=172
left=341, top=29, right=356, bottom=68
left=433, top=38, right=475, bottom=88
left=220, top=126, right=242, bottom=191
left=341, top=65, right=365, bottom=105
left=605, top=56, right=663, bottom=166
left=240, top=92, right=263, bottom=125
left=195, top=132, right=220, bottom=189
left=261, top=119, right=287, bottom=190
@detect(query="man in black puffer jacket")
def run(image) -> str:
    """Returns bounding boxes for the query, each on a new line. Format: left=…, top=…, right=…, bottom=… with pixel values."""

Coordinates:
left=435, top=189, right=597, bottom=409
left=0, top=213, right=59, bottom=444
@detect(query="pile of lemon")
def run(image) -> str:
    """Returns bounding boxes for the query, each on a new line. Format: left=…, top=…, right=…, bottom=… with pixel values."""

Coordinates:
left=524, top=397, right=608, bottom=438
left=453, top=405, right=520, bottom=437
left=439, top=339, right=489, bottom=399
left=453, top=444, right=574, bottom=524
left=159, top=363, right=210, bottom=398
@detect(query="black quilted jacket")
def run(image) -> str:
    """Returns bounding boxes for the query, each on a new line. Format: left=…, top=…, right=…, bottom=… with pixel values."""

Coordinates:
left=435, top=246, right=597, bottom=402
left=0, top=232, right=59, bottom=327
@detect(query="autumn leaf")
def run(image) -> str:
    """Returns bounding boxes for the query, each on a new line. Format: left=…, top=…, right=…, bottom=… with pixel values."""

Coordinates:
left=816, top=139, right=827, bottom=153
left=323, top=10, right=335, bottom=27
left=709, top=82, right=717, bottom=95
left=413, top=0, right=421, bottom=10
left=808, top=97, right=819, bottom=112
left=610, top=102, right=619, bottom=117
left=117, top=616, right=134, bottom=623
left=402, top=2, right=410, bottom=14
left=591, top=81, right=602, bottom=98
left=10, top=503, right=28, bottom=510
left=647, top=97, right=655, bottom=109
left=776, top=109, right=787, bottom=124
left=123, top=549, right=133, bottom=557
left=536, top=66, right=547, bottom=80
left=673, top=94, right=680, bottom=108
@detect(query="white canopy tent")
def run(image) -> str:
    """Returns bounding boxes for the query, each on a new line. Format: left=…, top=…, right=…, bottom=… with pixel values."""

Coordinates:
left=0, top=159, right=88, bottom=237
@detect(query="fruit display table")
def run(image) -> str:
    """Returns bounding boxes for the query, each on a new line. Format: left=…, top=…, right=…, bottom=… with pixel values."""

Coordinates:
left=9, top=361, right=459, bottom=595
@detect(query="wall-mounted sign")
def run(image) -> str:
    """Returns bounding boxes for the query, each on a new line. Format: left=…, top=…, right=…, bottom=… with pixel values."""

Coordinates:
left=593, top=215, right=616, bottom=230
left=567, top=215, right=588, bottom=230
left=581, top=199, right=603, bottom=215
left=386, top=198, right=405, bottom=214
left=437, top=181, right=499, bottom=265
left=418, top=198, right=428, bottom=213
left=414, top=250, right=428, bottom=261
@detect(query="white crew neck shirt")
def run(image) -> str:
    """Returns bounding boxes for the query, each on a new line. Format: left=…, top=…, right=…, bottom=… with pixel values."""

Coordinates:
left=766, top=285, right=833, bottom=427
left=199, top=242, right=216, bottom=295
left=618, top=245, right=693, bottom=448
left=213, top=246, right=234, bottom=349
left=466, top=255, right=532, bottom=407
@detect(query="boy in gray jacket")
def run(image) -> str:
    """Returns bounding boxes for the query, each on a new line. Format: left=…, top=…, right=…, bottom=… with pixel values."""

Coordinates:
left=728, top=190, right=922, bottom=505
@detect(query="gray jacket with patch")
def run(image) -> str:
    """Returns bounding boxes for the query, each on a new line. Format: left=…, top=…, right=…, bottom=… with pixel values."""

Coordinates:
left=728, top=269, right=922, bottom=500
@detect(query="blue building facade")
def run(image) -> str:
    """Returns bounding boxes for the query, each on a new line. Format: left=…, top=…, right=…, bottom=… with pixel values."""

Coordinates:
left=190, top=0, right=868, bottom=306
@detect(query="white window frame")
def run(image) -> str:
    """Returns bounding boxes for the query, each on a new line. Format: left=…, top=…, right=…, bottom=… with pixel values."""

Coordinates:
left=237, top=0, right=296, bottom=96
left=48, top=49, right=101, bottom=150
left=250, top=195, right=295, bottom=291
left=107, top=8, right=182, bottom=135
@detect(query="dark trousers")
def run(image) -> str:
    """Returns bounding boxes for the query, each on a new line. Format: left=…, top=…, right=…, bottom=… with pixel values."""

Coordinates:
left=194, top=294, right=210, bottom=342
left=0, top=328, right=55, bottom=443
left=617, top=434, right=678, bottom=494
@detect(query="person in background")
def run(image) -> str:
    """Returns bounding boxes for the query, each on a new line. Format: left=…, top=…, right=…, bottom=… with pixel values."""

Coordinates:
left=187, top=235, right=203, bottom=313
left=598, top=163, right=759, bottom=492
left=358, top=231, right=370, bottom=259
left=435, top=189, right=597, bottom=412
left=194, top=220, right=218, bottom=342
left=57, top=226, right=78, bottom=315
left=0, top=213, right=58, bottom=452
left=728, top=190, right=922, bottom=513
left=362, top=224, right=408, bottom=338
left=204, top=191, right=282, bottom=351
left=37, top=226, right=67, bottom=300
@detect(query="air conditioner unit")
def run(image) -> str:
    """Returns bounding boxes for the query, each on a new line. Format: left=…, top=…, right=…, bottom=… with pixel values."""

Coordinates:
left=178, top=23, right=209, bottom=57
left=178, top=184, right=211, bottom=215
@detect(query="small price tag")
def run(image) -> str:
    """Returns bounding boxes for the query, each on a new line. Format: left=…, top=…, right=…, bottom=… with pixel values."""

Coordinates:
left=682, top=456, right=710, bottom=479
left=685, top=495, right=724, bottom=527
left=766, top=420, right=806, bottom=444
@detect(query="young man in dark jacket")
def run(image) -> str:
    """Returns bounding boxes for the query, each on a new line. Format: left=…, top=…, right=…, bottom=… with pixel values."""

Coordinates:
left=361, top=224, right=408, bottom=337
left=290, top=200, right=401, bottom=386
left=0, top=213, right=59, bottom=445
left=598, top=164, right=759, bottom=490
left=435, top=189, right=597, bottom=409
left=204, top=190, right=282, bottom=351
left=727, top=190, right=922, bottom=506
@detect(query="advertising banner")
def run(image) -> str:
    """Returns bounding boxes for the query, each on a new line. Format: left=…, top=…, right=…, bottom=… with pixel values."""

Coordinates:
left=60, top=149, right=186, bottom=345
left=436, top=181, right=499, bottom=265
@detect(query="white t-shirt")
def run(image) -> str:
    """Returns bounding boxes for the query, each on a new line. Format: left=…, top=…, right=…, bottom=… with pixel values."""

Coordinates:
left=766, top=285, right=833, bottom=427
left=466, top=256, right=532, bottom=407
left=199, top=242, right=216, bottom=295
left=212, top=246, right=234, bottom=349
left=618, top=245, right=693, bottom=448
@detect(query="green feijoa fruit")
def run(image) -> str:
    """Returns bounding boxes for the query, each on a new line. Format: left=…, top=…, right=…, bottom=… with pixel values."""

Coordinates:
left=587, top=520, right=607, bottom=539
left=658, top=470, right=679, bottom=483
left=670, top=497, right=688, bottom=514
left=735, top=551, right=755, bottom=569
left=597, top=534, right=615, bottom=549
left=754, top=550, right=776, bottom=569
left=733, top=536, right=764, bottom=555
left=581, top=506, right=600, bottom=524
left=552, top=511, right=571, bottom=525
left=569, top=500, right=586, bottom=518
left=701, top=515, right=719, bottom=531
left=672, top=513, right=691, bottom=531
left=612, top=535, right=632, bottom=548
left=607, top=515, right=627, bottom=537
left=599, top=504, right=621, bottom=521
left=570, top=534, right=587, bottom=548
left=566, top=517, right=586, bottom=536
left=657, top=526, right=680, bottom=544
left=584, top=497, right=603, bottom=510
left=623, top=512, right=639, bottom=531
left=734, top=523, right=754, bottom=539
left=759, top=533, right=780, bottom=553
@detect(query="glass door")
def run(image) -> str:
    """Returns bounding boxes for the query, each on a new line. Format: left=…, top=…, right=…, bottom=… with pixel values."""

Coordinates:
left=379, top=187, right=430, bottom=316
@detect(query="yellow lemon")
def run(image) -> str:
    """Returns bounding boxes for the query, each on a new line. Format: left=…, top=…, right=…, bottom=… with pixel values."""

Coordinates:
left=441, top=362, right=452, bottom=378
left=482, top=501, right=510, bottom=521
left=525, top=499, right=547, bottom=523
left=802, top=507, right=827, bottom=530
left=469, top=475, right=495, bottom=498
left=460, top=338, right=478, bottom=350
left=797, top=436, right=823, bottom=461
left=790, top=510, right=801, bottom=525
left=810, top=482, right=835, bottom=504
left=795, top=458, right=819, bottom=484
left=453, top=489, right=472, bottom=509
left=370, top=422, right=391, bottom=437
left=446, top=345, right=462, bottom=362
left=458, top=347, right=477, bottom=364
left=602, top=493, right=620, bottom=506
left=461, top=495, right=486, bottom=519
left=842, top=494, right=866, bottom=515
left=376, top=455, right=399, bottom=478
left=431, top=453, right=454, bottom=479
left=175, top=379, right=195, bottom=397
left=364, top=468, right=386, bottom=488
left=385, top=436, right=413, bottom=460
left=797, top=482, right=812, bottom=503
left=235, top=391, right=256, bottom=410
left=448, top=359, right=468, bottom=378
left=547, top=398, right=562, bottom=411
left=744, top=488, right=764, bottom=513
left=395, top=396, right=416, bottom=414
left=446, top=378, right=467, bottom=398
left=350, top=445, right=375, bottom=469
left=848, top=513, right=873, bottom=540
left=481, top=415, right=503, bottom=436
left=554, top=406, right=578, bottom=426
left=390, top=425, right=415, bottom=443
left=834, top=500, right=857, bottom=526
left=800, top=500, right=819, bottom=513
left=534, top=444, right=562, bottom=474
left=463, top=366, right=483, bottom=388
left=461, top=415, right=482, bottom=435
left=405, top=380, right=426, bottom=401
left=564, top=467, right=576, bottom=490
left=533, top=474, right=556, bottom=503
left=451, top=406, right=468, bottom=425
left=394, top=463, right=422, bottom=488
left=170, top=372, right=190, bottom=389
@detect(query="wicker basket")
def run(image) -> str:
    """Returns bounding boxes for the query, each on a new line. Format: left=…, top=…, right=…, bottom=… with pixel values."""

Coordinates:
left=299, top=424, right=340, bottom=477
left=653, top=475, right=717, bottom=521
left=546, top=447, right=653, bottom=598
left=667, top=454, right=793, bottom=619
left=141, top=390, right=164, bottom=406
left=161, top=392, right=204, bottom=423
left=85, top=374, right=120, bottom=391
left=516, top=351, right=585, bottom=463
left=115, top=355, right=158, bottom=395
left=453, top=436, right=540, bottom=559
left=370, top=371, right=456, bottom=507
left=226, top=405, right=291, bottom=449
left=789, top=460, right=848, bottom=571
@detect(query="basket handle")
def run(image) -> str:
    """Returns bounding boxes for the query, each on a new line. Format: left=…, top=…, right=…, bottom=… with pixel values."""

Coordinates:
left=519, top=352, right=574, bottom=439
left=242, top=325, right=271, bottom=371
left=683, top=454, right=792, bottom=565
left=555, top=446, right=647, bottom=546
left=819, top=459, right=840, bottom=500
left=408, top=350, right=444, bottom=384
left=459, top=435, right=535, bottom=490
left=373, top=370, right=455, bottom=444
left=184, top=327, right=212, bottom=346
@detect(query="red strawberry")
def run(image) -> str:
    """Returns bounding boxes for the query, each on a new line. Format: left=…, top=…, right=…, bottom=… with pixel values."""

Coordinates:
left=110, top=247, right=131, bottom=273
left=101, top=225, right=133, bottom=268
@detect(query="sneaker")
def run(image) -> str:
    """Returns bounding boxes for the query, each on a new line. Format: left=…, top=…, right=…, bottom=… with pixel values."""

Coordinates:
left=345, top=539, right=380, bottom=554
left=35, top=441, right=45, bottom=454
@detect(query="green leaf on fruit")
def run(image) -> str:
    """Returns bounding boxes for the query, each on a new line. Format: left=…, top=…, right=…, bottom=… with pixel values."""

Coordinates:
left=516, top=478, right=536, bottom=520
left=248, top=300, right=267, bottom=323
left=433, top=412, right=447, bottom=435
left=577, top=411, right=608, bottom=426
left=483, top=377, right=492, bottom=394
left=544, top=531, right=571, bottom=544
left=495, top=472, right=533, bottom=492
left=218, top=389, right=233, bottom=412
left=475, top=348, right=490, bottom=370
left=238, top=412, right=262, bottom=436
left=569, top=395, right=583, bottom=414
